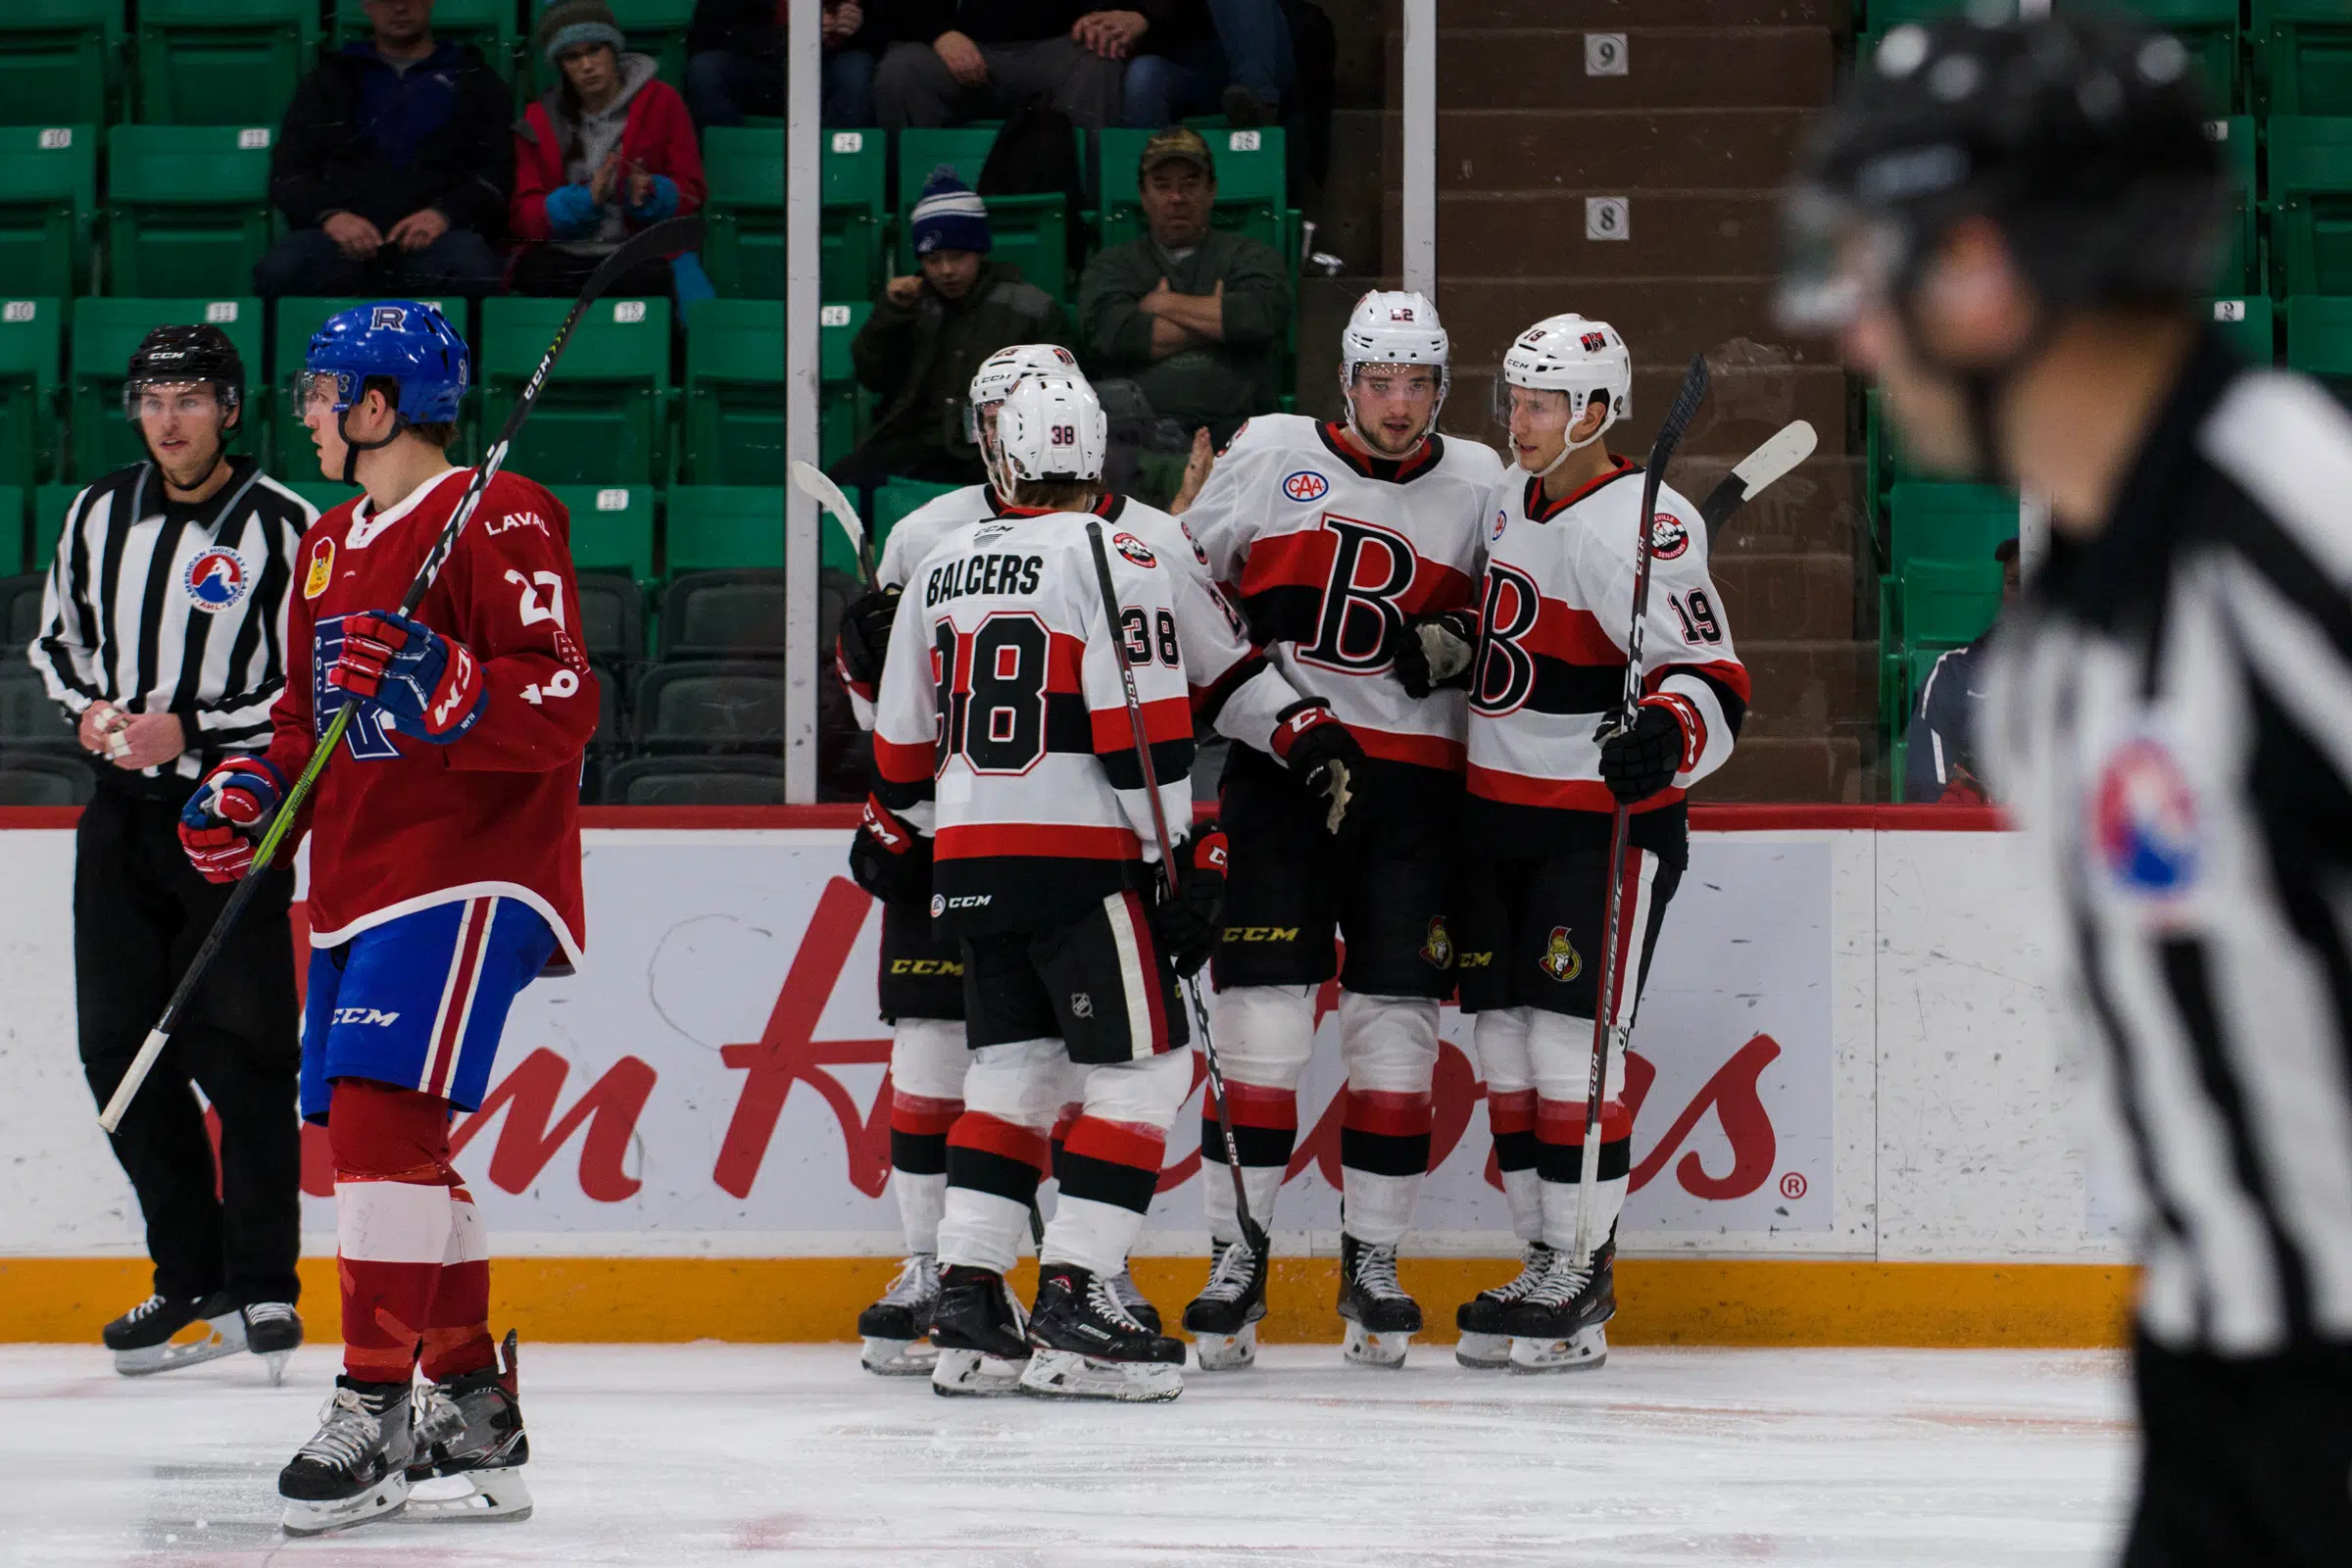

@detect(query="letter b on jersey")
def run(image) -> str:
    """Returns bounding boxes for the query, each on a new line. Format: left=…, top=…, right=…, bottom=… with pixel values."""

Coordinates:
left=1301, top=514, right=1417, bottom=672
left=1471, top=564, right=1541, bottom=713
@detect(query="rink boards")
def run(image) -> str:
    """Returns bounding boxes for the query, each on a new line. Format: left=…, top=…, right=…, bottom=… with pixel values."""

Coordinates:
left=0, top=805, right=2138, bottom=1346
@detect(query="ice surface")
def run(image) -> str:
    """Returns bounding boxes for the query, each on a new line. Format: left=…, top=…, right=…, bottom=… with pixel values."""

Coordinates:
left=0, top=1344, right=2133, bottom=1565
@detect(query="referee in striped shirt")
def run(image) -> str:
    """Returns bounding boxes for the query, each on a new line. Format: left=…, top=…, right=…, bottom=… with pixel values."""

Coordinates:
left=26, top=324, right=318, bottom=1372
left=1788, top=15, right=2352, bottom=1563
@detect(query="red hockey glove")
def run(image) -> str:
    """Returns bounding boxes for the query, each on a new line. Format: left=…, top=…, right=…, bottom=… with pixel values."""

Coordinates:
left=177, top=756, right=288, bottom=883
left=1154, top=824, right=1229, bottom=977
left=1390, top=608, right=1479, bottom=698
left=326, top=610, right=486, bottom=744
left=1269, top=698, right=1363, bottom=834
left=1595, top=699, right=1692, bottom=804
left=847, top=794, right=933, bottom=906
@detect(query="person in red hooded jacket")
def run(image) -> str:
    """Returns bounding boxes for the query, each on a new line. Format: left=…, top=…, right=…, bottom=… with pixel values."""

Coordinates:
left=510, top=1, right=706, bottom=298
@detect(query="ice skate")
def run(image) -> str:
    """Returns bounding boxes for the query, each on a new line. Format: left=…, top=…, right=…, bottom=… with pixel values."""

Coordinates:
left=1504, top=1245, right=1615, bottom=1373
left=1182, top=1236, right=1269, bottom=1371
left=857, top=1253, right=940, bottom=1375
left=104, top=1290, right=246, bottom=1377
left=929, top=1264, right=1030, bottom=1396
left=277, top=1378, right=415, bottom=1536
left=1454, top=1244, right=1554, bottom=1369
left=407, top=1330, right=532, bottom=1523
left=1106, top=1266, right=1162, bottom=1334
left=1336, top=1234, right=1420, bottom=1368
left=241, top=1301, right=302, bottom=1386
left=1018, top=1263, right=1185, bottom=1401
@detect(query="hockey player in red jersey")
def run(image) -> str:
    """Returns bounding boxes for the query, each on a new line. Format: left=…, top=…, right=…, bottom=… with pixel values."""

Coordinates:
left=862, top=373, right=1227, bottom=1401
left=1438, top=316, right=1747, bottom=1371
left=1174, top=290, right=1504, bottom=1369
left=177, top=302, right=596, bottom=1530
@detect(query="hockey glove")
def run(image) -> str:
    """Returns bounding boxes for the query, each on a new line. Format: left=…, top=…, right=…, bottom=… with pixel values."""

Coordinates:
left=847, top=795, right=933, bottom=906
left=1154, top=824, right=1230, bottom=977
left=1595, top=699, right=1691, bottom=805
left=1269, top=699, right=1363, bottom=834
left=327, top=610, right=487, bottom=744
left=1390, top=609, right=1479, bottom=699
left=177, top=756, right=288, bottom=883
left=835, top=584, right=903, bottom=702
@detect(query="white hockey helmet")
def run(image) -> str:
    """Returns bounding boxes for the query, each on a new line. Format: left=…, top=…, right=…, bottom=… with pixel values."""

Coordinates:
left=989, top=373, right=1107, bottom=494
left=964, top=342, right=1083, bottom=445
left=1498, top=314, right=1633, bottom=474
left=1339, top=289, right=1449, bottom=448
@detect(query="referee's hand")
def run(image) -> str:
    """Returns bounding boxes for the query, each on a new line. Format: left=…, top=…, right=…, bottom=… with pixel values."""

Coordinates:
left=106, top=712, right=184, bottom=770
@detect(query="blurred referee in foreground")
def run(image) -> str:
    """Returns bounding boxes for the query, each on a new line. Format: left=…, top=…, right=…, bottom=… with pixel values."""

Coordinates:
left=25, top=326, right=316, bottom=1380
left=1786, top=14, right=2352, bottom=1563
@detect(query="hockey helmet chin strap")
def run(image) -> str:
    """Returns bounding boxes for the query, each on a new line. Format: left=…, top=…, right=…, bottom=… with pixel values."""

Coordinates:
left=1530, top=397, right=1611, bottom=479
left=334, top=400, right=411, bottom=487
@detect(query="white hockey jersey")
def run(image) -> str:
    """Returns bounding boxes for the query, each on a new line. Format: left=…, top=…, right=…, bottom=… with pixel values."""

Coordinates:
left=1465, top=459, right=1749, bottom=847
left=870, top=504, right=1194, bottom=935
left=1182, top=414, right=1506, bottom=773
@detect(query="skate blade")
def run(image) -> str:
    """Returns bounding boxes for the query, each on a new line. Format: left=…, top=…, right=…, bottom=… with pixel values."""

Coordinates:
left=930, top=1346, right=1028, bottom=1396
left=1342, top=1320, right=1414, bottom=1369
left=259, top=1350, right=294, bottom=1387
left=114, top=1314, right=246, bottom=1377
left=1508, top=1325, right=1608, bottom=1373
left=1453, top=1330, right=1513, bottom=1369
left=1017, top=1348, right=1182, bottom=1402
left=279, top=1473, right=410, bottom=1536
left=1189, top=1320, right=1258, bottom=1372
left=860, top=1336, right=939, bottom=1376
left=405, top=1468, right=533, bottom=1523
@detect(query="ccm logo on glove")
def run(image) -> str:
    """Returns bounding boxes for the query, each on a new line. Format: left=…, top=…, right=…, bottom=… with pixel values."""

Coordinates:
left=324, top=610, right=487, bottom=743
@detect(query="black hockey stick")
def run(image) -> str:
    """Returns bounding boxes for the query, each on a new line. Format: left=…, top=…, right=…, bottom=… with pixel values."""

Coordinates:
left=1081, top=518, right=1270, bottom=1259
left=1570, top=352, right=1711, bottom=1268
left=99, top=217, right=706, bottom=1133
left=1698, top=419, right=1817, bottom=540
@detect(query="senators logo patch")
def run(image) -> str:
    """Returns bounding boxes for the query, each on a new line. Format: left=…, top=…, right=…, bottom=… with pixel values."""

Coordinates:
left=1650, top=514, right=1690, bottom=560
left=1418, top=916, right=1453, bottom=970
left=1580, top=330, right=1608, bottom=353
left=1282, top=469, right=1330, bottom=503
left=303, top=538, right=334, bottom=600
left=1112, top=531, right=1156, bottom=567
left=1540, top=926, right=1584, bottom=983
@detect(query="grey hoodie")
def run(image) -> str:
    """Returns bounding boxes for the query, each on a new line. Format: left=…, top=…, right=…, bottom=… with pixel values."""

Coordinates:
left=546, top=50, right=658, bottom=252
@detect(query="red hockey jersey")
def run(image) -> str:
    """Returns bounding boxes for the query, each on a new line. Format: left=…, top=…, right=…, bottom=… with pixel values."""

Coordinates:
left=267, top=466, right=598, bottom=966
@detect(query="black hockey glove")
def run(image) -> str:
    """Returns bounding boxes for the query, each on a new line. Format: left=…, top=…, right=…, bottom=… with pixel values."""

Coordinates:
left=835, top=584, right=903, bottom=699
left=1390, top=609, right=1479, bottom=699
left=1154, top=823, right=1229, bottom=977
left=1595, top=700, right=1691, bottom=805
left=1269, top=699, right=1363, bottom=834
left=847, top=794, right=932, bottom=906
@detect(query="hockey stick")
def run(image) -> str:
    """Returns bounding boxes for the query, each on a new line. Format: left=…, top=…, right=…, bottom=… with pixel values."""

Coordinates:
left=98, top=216, right=706, bottom=1135
left=1571, top=352, right=1711, bottom=1268
left=1081, top=518, right=1269, bottom=1258
left=1698, top=419, right=1817, bottom=539
left=790, top=460, right=877, bottom=586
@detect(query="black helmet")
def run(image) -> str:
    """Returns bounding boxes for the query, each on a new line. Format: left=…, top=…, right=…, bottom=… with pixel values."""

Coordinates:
left=124, top=322, right=246, bottom=422
left=1781, top=12, right=2226, bottom=334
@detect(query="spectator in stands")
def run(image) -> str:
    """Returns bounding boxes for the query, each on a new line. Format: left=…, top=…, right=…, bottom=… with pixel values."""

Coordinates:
left=872, top=3, right=1150, bottom=131
left=831, top=169, right=1075, bottom=488
left=254, top=0, right=512, bottom=299
left=1123, top=0, right=1295, bottom=129
left=1078, top=126, right=1289, bottom=449
left=513, top=1, right=707, bottom=298
left=1903, top=537, right=2022, bottom=806
left=686, top=0, right=794, bottom=128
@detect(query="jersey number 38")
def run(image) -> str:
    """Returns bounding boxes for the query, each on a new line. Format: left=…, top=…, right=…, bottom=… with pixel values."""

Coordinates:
left=931, top=608, right=1178, bottom=775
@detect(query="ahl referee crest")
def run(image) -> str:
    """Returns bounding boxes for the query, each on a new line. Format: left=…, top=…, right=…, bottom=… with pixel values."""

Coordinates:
left=182, top=547, right=251, bottom=613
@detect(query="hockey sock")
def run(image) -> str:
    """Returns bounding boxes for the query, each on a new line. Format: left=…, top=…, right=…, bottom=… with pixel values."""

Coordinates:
left=1041, top=1053, right=1192, bottom=1276
left=1202, top=984, right=1317, bottom=1243
left=420, top=1185, right=493, bottom=1383
left=1528, top=1011, right=1631, bottom=1251
left=329, top=1078, right=458, bottom=1384
left=939, top=1039, right=1064, bottom=1275
left=1473, top=1008, right=1543, bottom=1244
left=1336, top=993, right=1440, bottom=1247
left=887, top=1019, right=967, bottom=1256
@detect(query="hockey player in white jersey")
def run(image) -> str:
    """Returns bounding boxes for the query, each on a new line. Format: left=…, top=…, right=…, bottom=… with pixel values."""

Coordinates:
left=837, top=349, right=1352, bottom=1372
left=1436, top=316, right=1747, bottom=1371
left=1175, top=291, right=1506, bottom=1369
left=862, top=373, right=1223, bottom=1401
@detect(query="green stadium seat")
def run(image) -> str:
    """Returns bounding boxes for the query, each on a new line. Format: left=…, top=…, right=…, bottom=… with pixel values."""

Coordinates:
left=335, top=0, right=518, bottom=79
left=2257, top=0, right=2352, bottom=117
left=1858, top=0, right=1986, bottom=55
left=899, top=127, right=1074, bottom=302
left=2056, top=0, right=2236, bottom=113
left=660, top=569, right=784, bottom=658
left=0, top=751, right=93, bottom=805
left=1886, top=480, right=2019, bottom=576
left=69, top=297, right=264, bottom=480
left=2284, top=292, right=2352, bottom=389
left=105, top=123, right=276, bottom=300
left=136, top=0, right=317, bottom=126
left=666, top=486, right=784, bottom=574
left=876, top=479, right=963, bottom=549
left=0, top=299, right=64, bottom=490
left=3, top=570, right=48, bottom=646
left=822, top=127, right=887, bottom=303
left=548, top=484, right=657, bottom=580
left=0, top=3, right=120, bottom=129
left=702, top=127, right=784, bottom=298
left=634, top=660, right=785, bottom=753
left=33, top=483, right=82, bottom=566
left=1898, top=558, right=2003, bottom=650
left=0, top=492, right=22, bottom=573
left=819, top=301, right=871, bottom=469
left=2211, top=295, right=2277, bottom=362
left=530, top=0, right=696, bottom=95
left=2208, top=116, right=2256, bottom=293
left=0, top=126, right=97, bottom=299
left=682, top=298, right=783, bottom=485
left=480, top=296, right=670, bottom=485
left=2264, top=117, right=2352, bottom=298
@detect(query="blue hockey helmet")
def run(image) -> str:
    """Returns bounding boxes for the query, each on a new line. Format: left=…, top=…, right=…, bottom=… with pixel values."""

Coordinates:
left=295, top=301, right=470, bottom=482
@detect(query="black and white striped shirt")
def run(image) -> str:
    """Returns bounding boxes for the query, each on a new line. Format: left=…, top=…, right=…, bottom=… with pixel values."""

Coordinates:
left=1988, top=331, right=2352, bottom=1355
left=27, top=459, right=315, bottom=788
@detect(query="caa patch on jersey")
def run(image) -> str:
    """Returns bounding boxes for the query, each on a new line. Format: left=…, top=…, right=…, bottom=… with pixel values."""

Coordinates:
left=1282, top=469, right=1331, bottom=503
left=182, top=546, right=250, bottom=613
left=1650, top=514, right=1690, bottom=560
left=1112, top=531, right=1157, bottom=567
left=1491, top=506, right=1510, bottom=543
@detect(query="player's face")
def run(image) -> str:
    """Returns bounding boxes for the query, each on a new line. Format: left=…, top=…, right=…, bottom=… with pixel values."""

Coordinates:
left=302, top=380, right=396, bottom=477
left=1504, top=386, right=1572, bottom=471
left=1348, top=365, right=1440, bottom=457
left=132, top=383, right=231, bottom=485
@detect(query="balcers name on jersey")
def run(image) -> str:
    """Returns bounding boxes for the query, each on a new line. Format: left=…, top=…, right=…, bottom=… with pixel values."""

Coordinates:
left=924, top=550, right=1045, bottom=607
